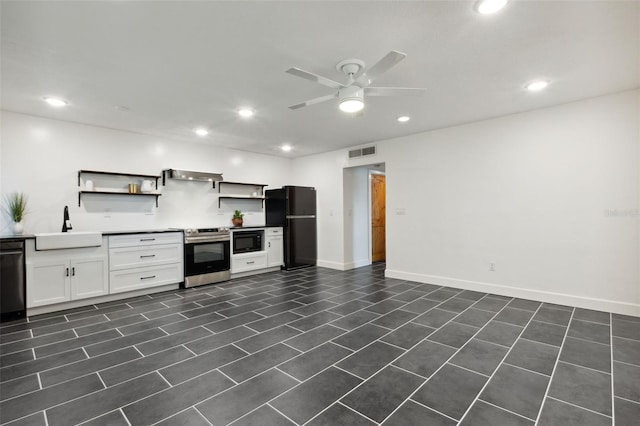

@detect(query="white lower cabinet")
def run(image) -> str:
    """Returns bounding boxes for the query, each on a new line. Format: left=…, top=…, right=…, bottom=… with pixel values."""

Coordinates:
left=231, top=251, right=268, bottom=274
left=110, top=263, right=183, bottom=294
left=108, top=232, right=183, bottom=294
left=26, top=232, right=183, bottom=311
left=70, top=257, right=109, bottom=300
left=26, top=239, right=108, bottom=308
left=266, top=227, right=284, bottom=268
left=27, top=260, right=71, bottom=307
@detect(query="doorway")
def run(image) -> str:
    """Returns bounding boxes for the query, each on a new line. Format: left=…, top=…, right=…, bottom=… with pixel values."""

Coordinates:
left=370, top=173, right=386, bottom=262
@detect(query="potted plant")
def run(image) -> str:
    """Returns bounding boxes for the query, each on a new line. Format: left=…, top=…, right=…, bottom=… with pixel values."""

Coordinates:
left=232, top=209, right=244, bottom=227
left=3, top=192, right=28, bottom=234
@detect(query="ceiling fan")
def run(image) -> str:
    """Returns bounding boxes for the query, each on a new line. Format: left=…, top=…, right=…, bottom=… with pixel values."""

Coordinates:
left=286, top=50, right=427, bottom=113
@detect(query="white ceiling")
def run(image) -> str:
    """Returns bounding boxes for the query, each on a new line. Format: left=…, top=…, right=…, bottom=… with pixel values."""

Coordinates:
left=1, top=1, right=638, bottom=158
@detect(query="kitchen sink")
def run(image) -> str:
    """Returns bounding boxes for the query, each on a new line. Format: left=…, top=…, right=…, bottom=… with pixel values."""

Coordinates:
left=34, top=232, right=102, bottom=250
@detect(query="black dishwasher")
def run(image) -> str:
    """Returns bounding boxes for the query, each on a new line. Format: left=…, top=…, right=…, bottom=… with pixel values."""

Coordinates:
left=1, top=239, right=26, bottom=322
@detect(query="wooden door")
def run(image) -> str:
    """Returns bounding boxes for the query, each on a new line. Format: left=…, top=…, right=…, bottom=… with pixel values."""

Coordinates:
left=371, top=174, right=386, bottom=262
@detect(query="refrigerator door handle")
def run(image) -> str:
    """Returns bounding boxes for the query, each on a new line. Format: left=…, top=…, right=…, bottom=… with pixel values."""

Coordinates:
left=286, top=215, right=316, bottom=219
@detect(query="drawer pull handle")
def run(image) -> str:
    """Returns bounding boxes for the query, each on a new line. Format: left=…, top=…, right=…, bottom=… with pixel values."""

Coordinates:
left=246, top=261, right=255, bottom=264
left=140, top=238, right=156, bottom=242
left=140, top=254, right=156, bottom=258
left=140, top=275, right=156, bottom=280
left=72, top=267, right=75, bottom=276
left=65, top=267, right=69, bottom=277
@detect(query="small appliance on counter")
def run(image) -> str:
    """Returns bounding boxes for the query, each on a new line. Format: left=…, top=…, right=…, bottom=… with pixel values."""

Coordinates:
left=265, top=186, right=317, bottom=270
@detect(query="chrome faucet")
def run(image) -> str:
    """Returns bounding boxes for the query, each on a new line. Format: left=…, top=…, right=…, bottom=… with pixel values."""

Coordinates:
left=62, top=205, right=72, bottom=232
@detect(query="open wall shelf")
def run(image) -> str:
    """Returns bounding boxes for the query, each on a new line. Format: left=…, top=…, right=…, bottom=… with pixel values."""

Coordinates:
left=77, top=170, right=162, bottom=207
left=217, top=181, right=268, bottom=208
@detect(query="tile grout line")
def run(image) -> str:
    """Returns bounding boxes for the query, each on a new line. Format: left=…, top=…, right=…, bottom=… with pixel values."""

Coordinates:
left=609, top=311, right=615, bottom=425
left=266, top=403, right=303, bottom=426
left=476, top=398, right=538, bottom=423
left=554, top=359, right=612, bottom=376
left=456, top=303, right=545, bottom=424
left=336, top=401, right=384, bottom=425
left=564, top=333, right=611, bottom=347
left=216, top=368, right=239, bottom=386
left=533, top=307, right=576, bottom=424
left=120, top=407, right=133, bottom=426
left=614, top=395, right=640, bottom=406
left=407, top=398, right=459, bottom=423
left=545, top=395, right=613, bottom=419
left=501, top=361, right=552, bottom=378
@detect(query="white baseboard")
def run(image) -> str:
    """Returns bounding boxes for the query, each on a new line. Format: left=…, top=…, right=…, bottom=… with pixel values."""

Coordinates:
left=385, top=269, right=640, bottom=317
left=317, top=260, right=347, bottom=270
left=317, top=259, right=371, bottom=271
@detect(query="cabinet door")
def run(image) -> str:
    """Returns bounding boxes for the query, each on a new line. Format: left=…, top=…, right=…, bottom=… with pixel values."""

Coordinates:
left=71, top=257, right=108, bottom=300
left=267, top=235, right=284, bottom=268
left=27, top=260, right=71, bottom=307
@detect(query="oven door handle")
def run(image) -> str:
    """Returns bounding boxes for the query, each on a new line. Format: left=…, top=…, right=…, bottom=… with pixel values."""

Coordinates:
left=184, top=237, right=230, bottom=244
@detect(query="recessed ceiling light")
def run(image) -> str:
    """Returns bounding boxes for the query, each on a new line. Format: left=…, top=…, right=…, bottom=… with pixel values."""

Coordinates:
left=238, top=108, right=254, bottom=118
left=194, top=128, right=209, bottom=136
left=475, top=0, right=509, bottom=15
left=397, top=116, right=410, bottom=123
left=281, top=144, right=293, bottom=152
left=43, top=97, right=68, bottom=107
left=525, top=80, right=550, bottom=92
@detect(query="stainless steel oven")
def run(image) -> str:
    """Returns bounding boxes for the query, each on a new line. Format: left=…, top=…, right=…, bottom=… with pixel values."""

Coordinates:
left=232, top=229, right=264, bottom=254
left=183, top=228, right=230, bottom=288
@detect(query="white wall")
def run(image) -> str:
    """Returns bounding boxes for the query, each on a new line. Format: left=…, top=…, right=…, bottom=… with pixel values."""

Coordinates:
left=343, top=167, right=370, bottom=269
left=0, top=111, right=292, bottom=233
left=295, top=90, right=640, bottom=315
left=291, top=150, right=346, bottom=269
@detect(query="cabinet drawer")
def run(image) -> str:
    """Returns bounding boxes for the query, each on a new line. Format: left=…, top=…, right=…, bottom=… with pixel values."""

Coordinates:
left=267, top=227, right=283, bottom=236
left=109, top=244, right=182, bottom=270
left=109, top=232, right=182, bottom=248
left=231, top=252, right=268, bottom=274
left=110, top=263, right=183, bottom=294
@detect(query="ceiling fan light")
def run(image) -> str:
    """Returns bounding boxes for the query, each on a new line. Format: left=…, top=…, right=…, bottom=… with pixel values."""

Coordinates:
left=339, top=99, right=365, bottom=113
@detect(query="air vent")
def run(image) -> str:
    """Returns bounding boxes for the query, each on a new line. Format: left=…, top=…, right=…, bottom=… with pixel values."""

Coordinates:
left=348, top=145, right=377, bottom=159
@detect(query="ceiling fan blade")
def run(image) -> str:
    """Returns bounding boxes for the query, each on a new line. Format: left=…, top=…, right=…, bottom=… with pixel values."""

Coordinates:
left=364, top=87, right=427, bottom=97
left=288, top=93, right=338, bottom=110
left=365, top=50, right=407, bottom=82
left=286, top=67, right=345, bottom=90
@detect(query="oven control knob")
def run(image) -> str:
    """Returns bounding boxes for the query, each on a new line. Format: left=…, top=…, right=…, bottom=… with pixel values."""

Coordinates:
left=219, top=227, right=228, bottom=233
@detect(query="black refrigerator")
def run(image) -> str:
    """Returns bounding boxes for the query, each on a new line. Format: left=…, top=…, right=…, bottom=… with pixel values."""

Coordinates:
left=265, top=186, right=317, bottom=270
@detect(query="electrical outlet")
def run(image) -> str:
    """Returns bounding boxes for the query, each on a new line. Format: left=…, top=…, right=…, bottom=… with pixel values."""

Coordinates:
left=489, top=263, right=495, bottom=272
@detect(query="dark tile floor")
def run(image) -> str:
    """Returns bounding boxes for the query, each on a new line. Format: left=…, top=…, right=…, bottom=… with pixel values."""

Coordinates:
left=1, top=263, right=639, bottom=425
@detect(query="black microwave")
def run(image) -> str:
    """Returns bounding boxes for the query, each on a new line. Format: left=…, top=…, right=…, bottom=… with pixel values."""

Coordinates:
left=233, top=230, right=264, bottom=254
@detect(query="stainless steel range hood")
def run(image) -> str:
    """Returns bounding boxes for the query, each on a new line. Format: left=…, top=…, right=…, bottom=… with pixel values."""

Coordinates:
left=163, top=169, right=223, bottom=184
